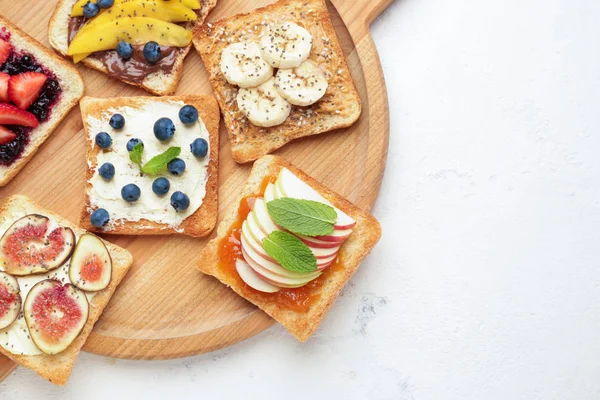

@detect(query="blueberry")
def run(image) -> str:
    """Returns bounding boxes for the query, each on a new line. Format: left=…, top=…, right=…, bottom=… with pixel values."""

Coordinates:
left=153, top=117, right=175, bottom=141
left=99, top=162, right=115, bottom=180
left=97, top=0, right=114, bottom=8
left=167, top=158, right=186, bottom=175
left=83, top=1, right=100, bottom=18
left=116, top=41, right=133, bottom=60
left=127, top=138, right=143, bottom=152
left=90, top=208, right=109, bottom=227
left=95, top=132, right=112, bottom=148
left=179, top=105, right=198, bottom=124
left=170, top=191, right=190, bottom=211
left=190, top=138, right=208, bottom=158
left=152, top=177, right=170, bottom=196
left=121, top=183, right=141, bottom=202
left=109, top=113, right=125, bottom=129
left=143, top=41, right=161, bottom=63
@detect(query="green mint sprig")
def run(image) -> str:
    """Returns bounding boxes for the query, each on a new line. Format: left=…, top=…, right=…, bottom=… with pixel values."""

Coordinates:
left=262, top=231, right=317, bottom=273
left=128, top=144, right=181, bottom=176
left=266, top=198, right=337, bottom=237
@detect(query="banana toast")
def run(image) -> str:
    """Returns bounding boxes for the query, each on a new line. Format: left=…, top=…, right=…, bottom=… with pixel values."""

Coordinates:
left=193, top=0, right=362, bottom=163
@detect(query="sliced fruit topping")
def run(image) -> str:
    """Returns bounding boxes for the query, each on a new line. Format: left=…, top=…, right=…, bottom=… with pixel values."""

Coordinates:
left=68, top=17, right=192, bottom=56
left=71, top=0, right=201, bottom=18
left=0, top=126, right=16, bottom=145
left=69, top=234, right=112, bottom=292
left=9, top=72, right=48, bottom=110
left=275, top=60, right=328, bottom=107
left=220, top=42, right=274, bottom=88
left=0, top=215, right=75, bottom=276
left=0, top=271, right=21, bottom=330
left=0, top=39, right=12, bottom=66
left=236, top=259, right=280, bottom=293
left=23, top=279, right=89, bottom=355
left=0, top=72, right=10, bottom=102
left=236, top=77, right=291, bottom=127
left=259, top=22, right=313, bottom=69
left=0, top=103, right=38, bottom=127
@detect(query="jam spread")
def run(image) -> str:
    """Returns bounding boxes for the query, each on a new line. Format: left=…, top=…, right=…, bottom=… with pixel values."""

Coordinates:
left=0, top=31, right=62, bottom=166
left=68, top=16, right=182, bottom=84
left=217, top=176, right=343, bottom=313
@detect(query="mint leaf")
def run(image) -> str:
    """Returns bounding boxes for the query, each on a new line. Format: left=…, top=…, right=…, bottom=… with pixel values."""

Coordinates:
left=263, top=231, right=317, bottom=273
left=266, top=198, right=337, bottom=237
left=141, top=147, right=181, bottom=175
left=129, top=142, right=144, bottom=166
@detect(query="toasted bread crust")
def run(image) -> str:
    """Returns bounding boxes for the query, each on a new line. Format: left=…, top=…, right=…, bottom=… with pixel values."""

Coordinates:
left=193, top=0, right=362, bottom=163
left=0, top=15, right=84, bottom=187
left=196, top=155, right=381, bottom=341
left=0, top=195, right=133, bottom=385
left=79, top=95, right=220, bottom=237
left=48, top=0, right=218, bottom=95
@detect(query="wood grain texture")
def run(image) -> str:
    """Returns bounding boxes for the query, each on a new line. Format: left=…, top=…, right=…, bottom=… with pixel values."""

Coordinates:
left=0, top=0, right=390, bottom=377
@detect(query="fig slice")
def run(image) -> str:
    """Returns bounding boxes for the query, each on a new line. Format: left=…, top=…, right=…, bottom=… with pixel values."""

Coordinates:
left=0, top=214, right=75, bottom=276
left=24, top=279, right=89, bottom=355
left=0, top=271, right=21, bottom=329
left=69, top=234, right=112, bottom=292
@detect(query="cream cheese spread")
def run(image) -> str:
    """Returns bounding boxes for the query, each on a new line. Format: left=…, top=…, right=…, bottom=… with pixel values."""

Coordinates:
left=87, top=100, right=210, bottom=229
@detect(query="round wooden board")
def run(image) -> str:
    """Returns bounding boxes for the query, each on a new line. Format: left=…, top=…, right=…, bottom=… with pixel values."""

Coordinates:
left=0, top=0, right=390, bottom=373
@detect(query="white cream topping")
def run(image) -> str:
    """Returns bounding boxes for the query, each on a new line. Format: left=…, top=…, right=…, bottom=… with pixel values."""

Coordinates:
left=0, top=217, right=95, bottom=356
left=87, top=101, right=211, bottom=229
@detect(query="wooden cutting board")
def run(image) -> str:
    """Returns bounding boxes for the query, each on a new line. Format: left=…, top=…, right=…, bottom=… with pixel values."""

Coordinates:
left=0, top=0, right=391, bottom=380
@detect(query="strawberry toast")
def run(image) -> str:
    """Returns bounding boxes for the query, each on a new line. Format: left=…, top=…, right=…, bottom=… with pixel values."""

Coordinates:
left=0, top=15, right=83, bottom=186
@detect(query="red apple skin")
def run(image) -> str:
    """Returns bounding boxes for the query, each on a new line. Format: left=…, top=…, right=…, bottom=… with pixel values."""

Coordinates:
left=334, top=221, right=357, bottom=230
left=314, top=232, right=352, bottom=243
left=299, top=236, right=341, bottom=249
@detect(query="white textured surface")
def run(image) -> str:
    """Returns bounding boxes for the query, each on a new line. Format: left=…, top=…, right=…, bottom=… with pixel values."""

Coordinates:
left=3, top=0, right=600, bottom=398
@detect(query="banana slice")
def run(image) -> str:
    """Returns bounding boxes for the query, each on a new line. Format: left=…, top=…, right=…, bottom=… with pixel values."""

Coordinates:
left=274, top=60, right=328, bottom=106
left=220, top=42, right=274, bottom=88
left=259, top=22, right=313, bottom=69
left=237, top=77, right=292, bottom=127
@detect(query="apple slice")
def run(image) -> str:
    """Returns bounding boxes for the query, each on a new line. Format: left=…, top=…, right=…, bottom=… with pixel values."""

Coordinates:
left=24, top=279, right=89, bottom=355
left=236, top=259, right=280, bottom=293
left=263, top=182, right=277, bottom=203
left=241, top=225, right=320, bottom=280
left=242, top=247, right=320, bottom=288
left=297, top=234, right=342, bottom=249
left=69, top=234, right=112, bottom=292
left=252, top=198, right=280, bottom=235
left=0, top=271, right=21, bottom=329
left=275, top=168, right=356, bottom=229
left=0, top=215, right=75, bottom=276
left=314, top=228, right=353, bottom=243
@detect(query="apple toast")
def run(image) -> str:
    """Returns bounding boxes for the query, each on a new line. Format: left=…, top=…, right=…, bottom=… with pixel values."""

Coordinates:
left=193, top=0, right=362, bottom=163
left=79, top=95, right=220, bottom=237
left=0, top=15, right=84, bottom=187
left=48, top=0, right=217, bottom=95
left=0, top=195, right=133, bottom=385
left=196, top=155, right=381, bottom=341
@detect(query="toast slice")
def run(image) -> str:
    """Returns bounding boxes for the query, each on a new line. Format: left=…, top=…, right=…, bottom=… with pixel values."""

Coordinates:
left=79, top=95, right=220, bottom=237
left=196, top=155, right=381, bottom=341
left=48, top=0, right=217, bottom=95
left=0, top=15, right=84, bottom=187
left=0, top=195, right=133, bottom=385
left=193, top=0, right=362, bottom=164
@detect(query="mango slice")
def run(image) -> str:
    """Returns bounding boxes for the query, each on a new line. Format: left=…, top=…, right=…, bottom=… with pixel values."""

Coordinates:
left=68, top=17, right=192, bottom=55
left=71, top=0, right=201, bottom=17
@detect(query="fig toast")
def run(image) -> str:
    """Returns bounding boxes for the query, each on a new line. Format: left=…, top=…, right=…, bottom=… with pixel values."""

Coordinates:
left=0, top=195, right=133, bottom=385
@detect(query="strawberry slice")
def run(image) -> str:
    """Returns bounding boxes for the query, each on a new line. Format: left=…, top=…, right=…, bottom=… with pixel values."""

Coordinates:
left=0, top=72, right=9, bottom=102
left=0, top=39, right=12, bottom=66
left=0, top=126, right=16, bottom=145
left=8, top=72, right=47, bottom=110
left=0, top=103, right=38, bottom=127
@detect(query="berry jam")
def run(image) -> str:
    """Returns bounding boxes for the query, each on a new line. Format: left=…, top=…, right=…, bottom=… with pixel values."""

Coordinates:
left=0, top=49, right=62, bottom=166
